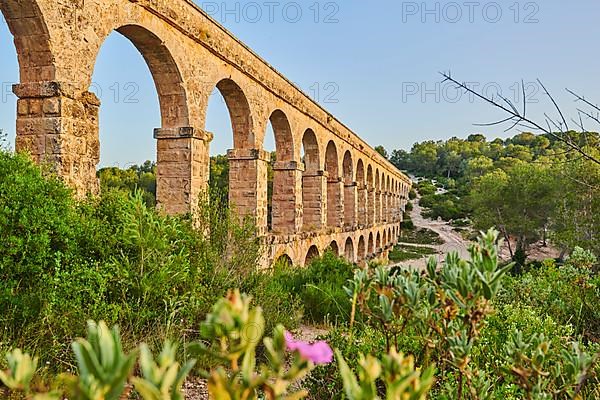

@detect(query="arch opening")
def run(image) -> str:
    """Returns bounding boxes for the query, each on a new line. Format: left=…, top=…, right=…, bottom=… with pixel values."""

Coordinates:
left=358, top=236, right=366, bottom=261
left=265, top=109, right=297, bottom=233
left=301, top=129, right=322, bottom=230
left=344, top=237, right=355, bottom=263
left=325, top=141, right=341, bottom=228
left=90, top=24, right=192, bottom=213
left=342, top=151, right=355, bottom=228
left=274, top=253, right=293, bottom=268
left=207, top=78, right=261, bottom=228
left=356, top=160, right=366, bottom=227
left=367, top=165, right=374, bottom=225
left=0, top=10, right=19, bottom=149
left=305, top=245, right=320, bottom=266
left=327, top=240, right=339, bottom=256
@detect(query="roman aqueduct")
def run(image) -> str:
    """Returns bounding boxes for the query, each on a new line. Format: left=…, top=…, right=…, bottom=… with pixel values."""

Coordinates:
left=1, top=0, right=411, bottom=267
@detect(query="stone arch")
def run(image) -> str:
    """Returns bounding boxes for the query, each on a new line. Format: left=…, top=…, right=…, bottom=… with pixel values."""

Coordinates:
left=325, top=141, right=342, bottom=227
left=93, top=24, right=193, bottom=212
left=376, top=232, right=381, bottom=251
left=302, top=129, right=320, bottom=172
left=266, top=109, right=299, bottom=233
left=215, top=78, right=254, bottom=149
left=358, top=235, right=366, bottom=261
left=383, top=230, right=388, bottom=247
left=344, top=237, right=355, bottom=263
left=385, top=175, right=391, bottom=222
left=368, top=232, right=374, bottom=256
left=302, top=129, right=324, bottom=230
left=274, top=253, right=293, bottom=267
left=375, top=169, right=381, bottom=223
left=0, top=0, right=54, bottom=83
left=109, top=25, right=190, bottom=129
left=366, top=164, right=374, bottom=225
left=305, top=245, right=320, bottom=266
left=212, top=78, right=266, bottom=231
left=328, top=240, right=339, bottom=256
left=342, top=150, right=356, bottom=227
left=356, top=159, right=366, bottom=227
left=266, top=109, right=294, bottom=161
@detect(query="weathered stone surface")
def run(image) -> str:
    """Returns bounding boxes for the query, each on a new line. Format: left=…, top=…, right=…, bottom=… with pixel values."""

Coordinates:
left=2, top=0, right=412, bottom=267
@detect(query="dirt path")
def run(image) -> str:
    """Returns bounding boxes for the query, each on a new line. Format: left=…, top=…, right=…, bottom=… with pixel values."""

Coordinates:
left=392, top=192, right=561, bottom=270
left=392, top=195, right=470, bottom=270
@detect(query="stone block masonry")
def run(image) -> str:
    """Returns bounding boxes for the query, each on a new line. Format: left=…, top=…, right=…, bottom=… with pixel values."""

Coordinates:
left=2, top=0, right=411, bottom=267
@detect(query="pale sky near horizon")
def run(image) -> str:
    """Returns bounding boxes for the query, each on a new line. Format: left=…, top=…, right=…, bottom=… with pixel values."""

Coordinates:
left=1, top=1, right=600, bottom=167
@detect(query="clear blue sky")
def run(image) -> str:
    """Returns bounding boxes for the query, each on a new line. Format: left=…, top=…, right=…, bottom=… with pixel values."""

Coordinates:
left=1, top=0, right=599, bottom=167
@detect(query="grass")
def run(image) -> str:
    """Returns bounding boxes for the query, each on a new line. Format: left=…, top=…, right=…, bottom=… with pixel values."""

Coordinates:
left=399, top=228, right=444, bottom=245
left=389, top=244, right=437, bottom=262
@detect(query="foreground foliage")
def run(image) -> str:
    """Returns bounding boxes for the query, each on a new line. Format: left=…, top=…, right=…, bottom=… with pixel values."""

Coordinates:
left=1, top=292, right=431, bottom=400
left=310, top=230, right=600, bottom=399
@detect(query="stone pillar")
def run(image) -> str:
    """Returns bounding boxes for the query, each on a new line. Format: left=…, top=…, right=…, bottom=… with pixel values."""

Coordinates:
left=228, top=148, right=269, bottom=236
left=382, top=192, right=388, bottom=223
left=302, top=170, right=327, bottom=231
left=155, top=127, right=211, bottom=215
left=271, top=161, right=303, bottom=234
left=368, top=186, right=375, bottom=226
left=386, top=192, right=394, bottom=224
left=327, top=175, right=344, bottom=228
left=344, top=182, right=357, bottom=229
left=357, top=183, right=368, bottom=228
left=375, top=190, right=382, bottom=224
left=14, top=81, right=100, bottom=196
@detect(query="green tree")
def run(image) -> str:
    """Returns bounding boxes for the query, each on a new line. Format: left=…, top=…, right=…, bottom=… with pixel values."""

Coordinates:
left=463, top=156, right=494, bottom=180
left=410, top=141, right=438, bottom=177
left=390, top=149, right=411, bottom=171
left=374, top=145, right=389, bottom=159
left=551, top=149, right=600, bottom=256
left=470, top=163, right=559, bottom=268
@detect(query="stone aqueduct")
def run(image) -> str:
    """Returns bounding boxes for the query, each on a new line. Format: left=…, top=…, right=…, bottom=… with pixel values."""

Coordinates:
left=1, top=0, right=411, bottom=266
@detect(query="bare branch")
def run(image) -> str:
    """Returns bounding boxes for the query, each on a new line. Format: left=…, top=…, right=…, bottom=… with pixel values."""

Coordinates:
left=438, top=72, right=600, bottom=166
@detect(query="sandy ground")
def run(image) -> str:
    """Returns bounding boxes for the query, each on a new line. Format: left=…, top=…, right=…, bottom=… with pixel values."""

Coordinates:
left=392, top=195, right=561, bottom=271
left=392, top=196, right=470, bottom=270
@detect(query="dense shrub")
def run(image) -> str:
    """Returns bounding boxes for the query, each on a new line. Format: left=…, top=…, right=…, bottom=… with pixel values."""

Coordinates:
left=416, top=180, right=436, bottom=196
left=420, top=193, right=470, bottom=221
left=400, top=218, right=415, bottom=230
left=497, top=260, right=600, bottom=341
left=0, top=150, right=288, bottom=368
left=306, top=326, right=387, bottom=399
left=271, top=251, right=354, bottom=324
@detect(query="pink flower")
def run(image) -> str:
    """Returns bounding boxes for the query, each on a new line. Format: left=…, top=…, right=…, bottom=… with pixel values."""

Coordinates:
left=284, top=331, right=333, bottom=365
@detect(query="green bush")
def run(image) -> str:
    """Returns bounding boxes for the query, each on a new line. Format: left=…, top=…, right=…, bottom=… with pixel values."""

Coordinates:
left=306, top=326, right=387, bottom=399
left=416, top=181, right=436, bottom=196
left=497, top=261, right=600, bottom=341
left=0, top=150, right=269, bottom=368
left=400, top=218, right=415, bottom=230
left=271, top=251, right=354, bottom=325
